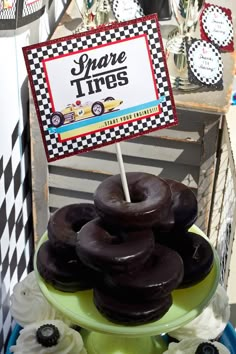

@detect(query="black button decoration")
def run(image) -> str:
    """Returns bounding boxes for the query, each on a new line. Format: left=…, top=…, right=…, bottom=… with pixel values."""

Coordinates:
left=195, top=342, right=220, bottom=354
left=36, top=324, right=60, bottom=347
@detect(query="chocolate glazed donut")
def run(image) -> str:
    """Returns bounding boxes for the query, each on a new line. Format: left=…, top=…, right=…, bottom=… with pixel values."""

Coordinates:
left=76, top=218, right=155, bottom=273
left=153, top=231, right=214, bottom=287
left=48, top=203, right=97, bottom=258
left=37, top=241, right=98, bottom=292
left=102, top=243, right=184, bottom=301
left=94, top=172, right=172, bottom=229
left=93, top=288, right=172, bottom=325
left=165, top=179, right=198, bottom=231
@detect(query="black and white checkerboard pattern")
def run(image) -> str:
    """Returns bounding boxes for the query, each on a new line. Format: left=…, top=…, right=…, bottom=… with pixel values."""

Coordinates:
left=0, top=0, right=17, bottom=20
left=25, top=16, right=176, bottom=162
left=202, top=5, right=234, bottom=48
left=0, top=121, right=33, bottom=353
left=22, top=0, right=44, bottom=17
left=188, top=40, right=223, bottom=86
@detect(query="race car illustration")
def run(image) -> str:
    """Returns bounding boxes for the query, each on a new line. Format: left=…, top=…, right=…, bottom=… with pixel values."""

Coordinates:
left=50, top=97, right=123, bottom=128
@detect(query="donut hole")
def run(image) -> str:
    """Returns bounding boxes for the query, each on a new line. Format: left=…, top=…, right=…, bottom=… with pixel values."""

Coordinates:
left=64, top=205, right=97, bottom=232
left=104, top=231, right=123, bottom=245
left=130, top=189, right=146, bottom=203
left=102, top=223, right=124, bottom=244
left=130, top=195, right=144, bottom=203
left=71, top=219, right=88, bottom=232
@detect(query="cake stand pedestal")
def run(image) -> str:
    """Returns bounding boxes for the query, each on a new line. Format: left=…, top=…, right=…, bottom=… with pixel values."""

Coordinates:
left=81, top=329, right=168, bottom=354
left=34, top=226, right=220, bottom=354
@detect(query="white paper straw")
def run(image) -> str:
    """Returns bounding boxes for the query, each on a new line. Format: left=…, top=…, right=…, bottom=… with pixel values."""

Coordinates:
left=115, top=143, right=131, bottom=202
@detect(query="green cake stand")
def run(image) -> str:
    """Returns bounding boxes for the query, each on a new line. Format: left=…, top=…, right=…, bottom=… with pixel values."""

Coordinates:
left=34, top=225, right=220, bottom=354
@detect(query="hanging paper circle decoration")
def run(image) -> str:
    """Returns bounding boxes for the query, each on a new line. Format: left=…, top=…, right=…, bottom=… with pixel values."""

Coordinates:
left=112, top=0, right=144, bottom=22
left=188, top=40, right=223, bottom=86
left=202, top=5, right=234, bottom=48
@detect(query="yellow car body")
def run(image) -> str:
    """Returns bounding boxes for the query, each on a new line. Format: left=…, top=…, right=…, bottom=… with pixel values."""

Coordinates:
left=50, top=97, right=123, bottom=127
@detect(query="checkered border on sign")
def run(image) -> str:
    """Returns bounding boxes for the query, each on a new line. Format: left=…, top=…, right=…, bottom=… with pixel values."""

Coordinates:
left=24, top=15, right=177, bottom=162
left=202, top=5, right=234, bottom=48
left=188, top=40, right=223, bottom=86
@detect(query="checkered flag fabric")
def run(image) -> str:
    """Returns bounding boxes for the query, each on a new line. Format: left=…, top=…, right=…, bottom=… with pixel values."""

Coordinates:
left=24, top=15, right=177, bottom=162
left=202, top=5, right=234, bottom=48
left=0, top=121, right=33, bottom=353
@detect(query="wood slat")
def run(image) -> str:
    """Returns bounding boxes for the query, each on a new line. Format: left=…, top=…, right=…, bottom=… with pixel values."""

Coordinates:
left=49, top=156, right=199, bottom=188
left=49, top=180, right=197, bottom=211
left=98, top=137, right=201, bottom=166
left=49, top=188, right=94, bottom=210
left=50, top=140, right=201, bottom=169
left=142, top=109, right=206, bottom=142
left=48, top=171, right=101, bottom=193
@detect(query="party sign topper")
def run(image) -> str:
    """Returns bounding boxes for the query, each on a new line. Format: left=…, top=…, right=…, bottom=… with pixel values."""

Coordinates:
left=23, top=14, right=177, bottom=162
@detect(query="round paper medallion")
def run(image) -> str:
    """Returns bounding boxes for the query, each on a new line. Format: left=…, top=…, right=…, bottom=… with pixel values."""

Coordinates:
left=188, top=40, right=223, bottom=85
left=112, top=0, right=144, bottom=22
left=202, top=5, right=233, bottom=47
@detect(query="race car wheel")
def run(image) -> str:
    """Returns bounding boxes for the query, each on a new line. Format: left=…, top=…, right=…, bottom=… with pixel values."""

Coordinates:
left=104, top=97, right=115, bottom=101
left=50, top=112, right=65, bottom=127
left=92, top=102, right=105, bottom=116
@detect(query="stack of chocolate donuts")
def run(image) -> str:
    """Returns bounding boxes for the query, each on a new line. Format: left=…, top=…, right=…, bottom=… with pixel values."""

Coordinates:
left=37, top=172, right=214, bottom=326
left=37, top=203, right=99, bottom=292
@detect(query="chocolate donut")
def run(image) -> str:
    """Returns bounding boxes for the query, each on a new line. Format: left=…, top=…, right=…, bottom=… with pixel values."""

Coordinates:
left=48, top=203, right=97, bottom=258
left=37, top=240, right=98, bottom=292
left=76, top=218, right=155, bottom=273
left=94, top=172, right=172, bottom=229
left=163, top=179, right=198, bottom=231
left=102, top=243, right=184, bottom=301
left=93, top=287, right=172, bottom=325
left=154, top=231, right=214, bottom=287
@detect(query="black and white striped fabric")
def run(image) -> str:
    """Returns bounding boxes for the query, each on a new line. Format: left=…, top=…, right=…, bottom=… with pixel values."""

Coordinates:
left=24, top=16, right=176, bottom=162
left=0, top=121, right=33, bottom=353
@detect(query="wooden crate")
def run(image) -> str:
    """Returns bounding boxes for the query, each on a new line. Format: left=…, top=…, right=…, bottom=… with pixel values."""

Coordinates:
left=209, top=115, right=236, bottom=287
left=30, top=96, right=221, bottom=241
